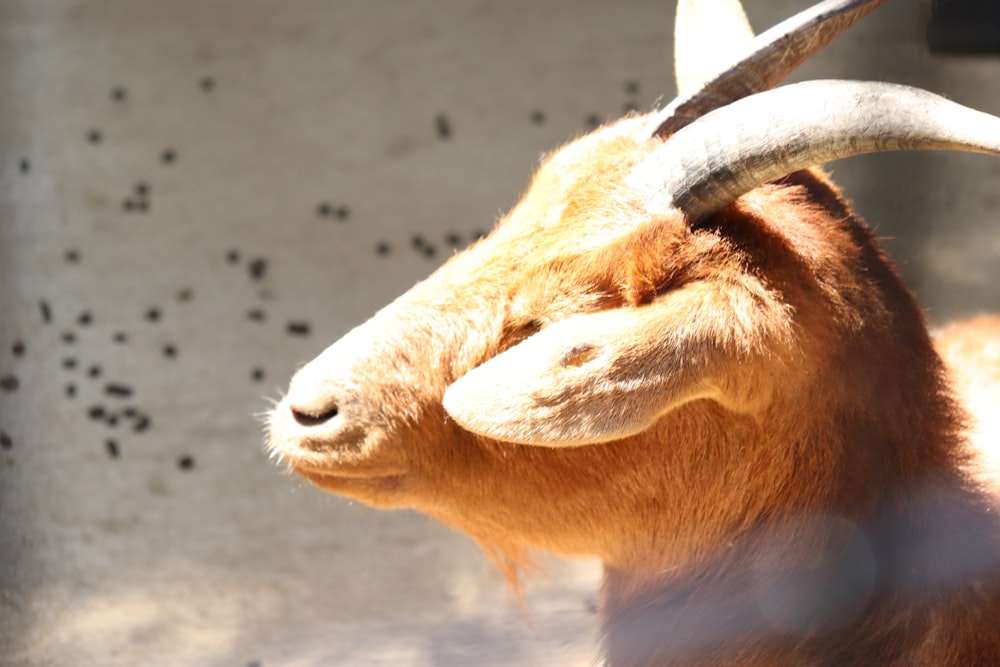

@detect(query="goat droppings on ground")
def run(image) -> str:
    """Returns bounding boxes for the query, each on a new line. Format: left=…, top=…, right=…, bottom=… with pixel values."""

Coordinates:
left=248, top=258, right=268, bottom=281
left=435, top=113, right=452, bottom=139
left=286, top=321, right=311, bottom=336
left=1, top=375, right=20, bottom=392
left=105, top=383, right=134, bottom=399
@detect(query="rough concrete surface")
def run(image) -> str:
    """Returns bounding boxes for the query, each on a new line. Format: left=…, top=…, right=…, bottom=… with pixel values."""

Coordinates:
left=1, top=1, right=998, bottom=665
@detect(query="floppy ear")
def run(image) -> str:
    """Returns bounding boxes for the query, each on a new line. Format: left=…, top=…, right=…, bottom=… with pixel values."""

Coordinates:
left=443, top=280, right=785, bottom=447
left=674, top=0, right=755, bottom=96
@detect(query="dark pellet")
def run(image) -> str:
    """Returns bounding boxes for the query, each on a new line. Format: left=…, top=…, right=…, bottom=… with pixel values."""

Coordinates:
left=286, top=321, right=311, bottom=336
left=530, top=110, right=546, bottom=125
left=122, top=407, right=138, bottom=419
left=0, top=432, right=11, bottom=449
left=163, top=344, right=178, bottom=359
left=161, top=149, right=177, bottom=164
left=200, top=76, right=215, bottom=92
left=113, top=331, right=128, bottom=344
left=134, top=415, right=151, bottom=433
left=105, top=383, right=134, bottom=398
left=444, top=232, right=462, bottom=246
left=112, top=87, right=127, bottom=102
left=251, top=368, right=265, bottom=382
left=1, top=375, right=19, bottom=392
left=145, top=307, right=161, bottom=322
left=62, top=357, right=78, bottom=370
left=317, top=202, right=332, bottom=218
left=177, top=288, right=194, bottom=302
left=106, top=439, right=120, bottom=458
left=65, top=383, right=77, bottom=398
left=585, top=113, right=601, bottom=129
left=178, top=454, right=195, bottom=470
left=88, top=365, right=102, bottom=379
left=88, top=129, right=103, bottom=144
left=624, top=80, right=640, bottom=96
left=106, top=414, right=119, bottom=428
left=123, top=199, right=137, bottom=212
left=375, top=241, right=391, bottom=256
left=88, top=405, right=107, bottom=420
left=247, top=309, right=266, bottom=322
left=422, top=244, right=437, bottom=258
left=411, top=234, right=426, bottom=249
left=248, top=258, right=268, bottom=281
left=19, top=158, right=31, bottom=174
left=335, top=206, right=350, bottom=220
left=12, top=341, right=25, bottom=357
left=78, top=311, right=93, bottom=326
left=135, top=182, right=150, bottom=197
left=435, top=113, right=452, bottom=139
left=226, top=249, right=241, bottom=264
left=62, top=331, right=76, bottom=344
left=65, top=249, right=81, bottom=263
left=40, top=301, right=52, bottom=323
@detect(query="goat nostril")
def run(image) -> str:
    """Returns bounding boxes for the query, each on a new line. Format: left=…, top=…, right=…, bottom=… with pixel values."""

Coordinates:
left=290, top=405, right=339, bottom=427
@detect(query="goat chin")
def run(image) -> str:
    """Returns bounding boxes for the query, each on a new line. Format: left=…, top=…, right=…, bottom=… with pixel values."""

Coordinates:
left=936, top=314, right=1000, bottom=501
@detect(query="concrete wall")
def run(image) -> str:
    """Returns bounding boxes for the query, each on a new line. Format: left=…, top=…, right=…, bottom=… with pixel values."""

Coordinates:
left=1, top=1, right=997, bottom=665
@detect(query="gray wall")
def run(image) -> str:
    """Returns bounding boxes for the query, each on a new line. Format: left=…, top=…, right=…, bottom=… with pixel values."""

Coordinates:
left=1, top=1, right=997, bottom=665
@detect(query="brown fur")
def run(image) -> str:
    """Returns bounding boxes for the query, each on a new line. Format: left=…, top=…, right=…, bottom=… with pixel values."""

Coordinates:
left=268, top=115, right=1000, bottom=665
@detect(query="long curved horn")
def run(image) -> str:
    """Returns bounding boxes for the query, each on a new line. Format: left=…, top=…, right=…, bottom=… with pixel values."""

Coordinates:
left=674, top=0, right=754, bottom=96
left=654, top=0, right=888, bottom=139
left=628, top=80, right=1000, bottom=225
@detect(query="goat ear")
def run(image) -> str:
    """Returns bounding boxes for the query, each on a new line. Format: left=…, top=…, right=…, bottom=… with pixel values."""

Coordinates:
left=674, top=0, right=755, bottom=96
left=443, top=282, right=773, bottom=447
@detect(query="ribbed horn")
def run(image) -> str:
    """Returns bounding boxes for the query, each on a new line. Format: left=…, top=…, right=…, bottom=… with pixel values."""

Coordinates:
left=654, top=0, right=887, bottom=139
left=629, top=80, right=1000, bottom=225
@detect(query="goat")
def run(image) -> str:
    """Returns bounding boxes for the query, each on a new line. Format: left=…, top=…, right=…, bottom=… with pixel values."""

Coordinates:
left=267, top=0, right=1000, bottom=664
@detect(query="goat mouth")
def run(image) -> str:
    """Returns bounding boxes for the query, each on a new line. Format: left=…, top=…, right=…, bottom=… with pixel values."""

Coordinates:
left=296, top=467, right=412, bottom=505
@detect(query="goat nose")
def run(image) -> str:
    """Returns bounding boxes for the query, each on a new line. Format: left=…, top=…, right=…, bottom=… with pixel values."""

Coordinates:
left=285, top=363, right=345, bottom=430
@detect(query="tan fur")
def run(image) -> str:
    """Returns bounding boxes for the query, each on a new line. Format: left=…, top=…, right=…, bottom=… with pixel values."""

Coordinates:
left=268, top=114, right=1000, bottom=664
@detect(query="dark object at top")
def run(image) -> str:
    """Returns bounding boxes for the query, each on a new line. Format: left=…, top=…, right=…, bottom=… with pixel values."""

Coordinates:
left=928, top=0, right=1000, bottom=54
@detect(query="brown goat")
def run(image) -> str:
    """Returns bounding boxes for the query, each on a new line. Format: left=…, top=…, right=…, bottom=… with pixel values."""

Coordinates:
left=268, top=1, right=1000, bottom=664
